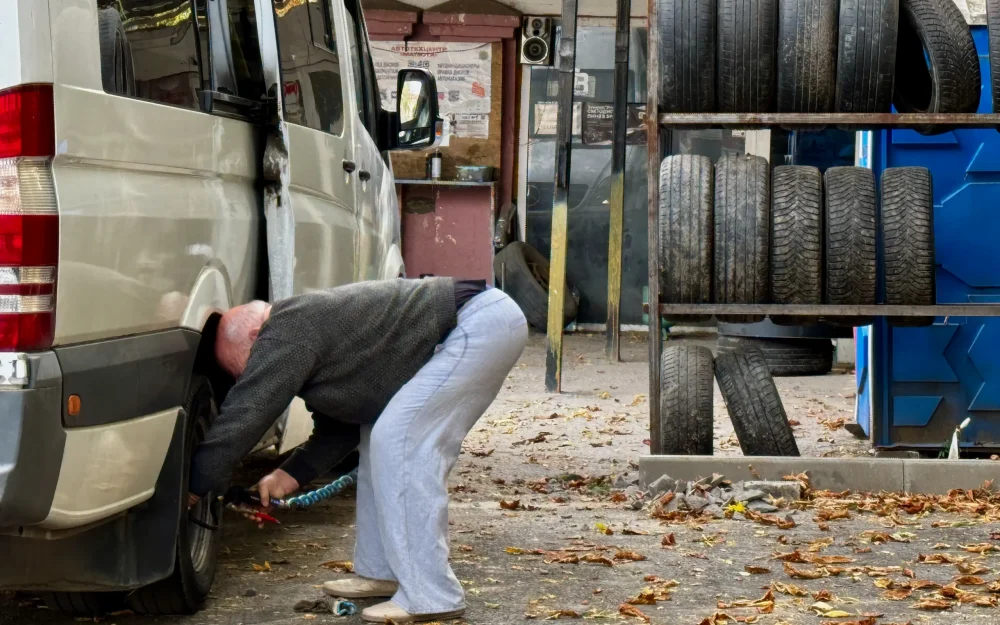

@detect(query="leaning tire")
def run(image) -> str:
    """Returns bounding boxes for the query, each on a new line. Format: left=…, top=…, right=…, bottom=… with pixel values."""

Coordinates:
left=714, top=154, right=771, bottom=324
left=659, top=155, right=714, bottom=323
left=836, top=0, right=899, bottom=113
left=824, top=167, right=877, bottom=327
left=882, top=167, right=936, bottom=328
left=494, top=242, right=578, bottom=331
left=716, top=348, right=800, bottom=456
left=777, top=0, right=838, bottom=112
left=658, top=0, right=716, bottom=112
left=660, top=345, right=714, bottom=455
left=98, top=8, right=136, bottom=97
left=126, top=376, right=222, bottom=615
left=717, top=336, right=834, bottom=376
left=43, top=592, right=124, bottom=616
left=770, top=166, right=823, bottom=326
left=894, top=0, right=980, bottom=133
left=717, top=0, right=779, bottom=112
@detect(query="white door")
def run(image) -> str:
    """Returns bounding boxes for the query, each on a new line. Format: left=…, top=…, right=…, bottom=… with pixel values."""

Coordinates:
left=273, top=0, right=359, bottom=295
left=342, top=0, right=389, bottom=281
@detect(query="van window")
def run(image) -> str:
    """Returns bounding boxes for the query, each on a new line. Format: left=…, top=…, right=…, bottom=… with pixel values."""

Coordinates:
left=220, top=0, right=267, bottom=102
left=273, top=0, right=346, bottom=136
left=343, top=10, right=366, bottom=127
left=98, top=0, right=203, bottom=110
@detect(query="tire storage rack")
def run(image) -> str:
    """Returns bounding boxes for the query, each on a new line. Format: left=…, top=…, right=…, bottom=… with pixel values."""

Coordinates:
left=644, top=0, right=1000, bottom=456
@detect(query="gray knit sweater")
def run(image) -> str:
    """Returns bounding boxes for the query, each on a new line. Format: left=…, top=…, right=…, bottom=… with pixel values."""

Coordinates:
left=189, top=278, right=457, bottom=496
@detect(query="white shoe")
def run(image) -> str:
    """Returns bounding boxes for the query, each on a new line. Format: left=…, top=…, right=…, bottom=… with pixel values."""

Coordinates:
left=361, top=600, right=465, bottom=623
left=322, top=577, right=399, bottom=599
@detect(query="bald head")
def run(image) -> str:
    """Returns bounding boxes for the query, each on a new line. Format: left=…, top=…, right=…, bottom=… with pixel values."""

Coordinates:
left=216, top=301, right=272, bottom=377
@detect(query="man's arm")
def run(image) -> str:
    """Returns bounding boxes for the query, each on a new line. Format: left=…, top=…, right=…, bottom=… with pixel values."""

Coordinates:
left=279, top=416, right=361, bottom=486
left=189, top=337, right=317, bottom=496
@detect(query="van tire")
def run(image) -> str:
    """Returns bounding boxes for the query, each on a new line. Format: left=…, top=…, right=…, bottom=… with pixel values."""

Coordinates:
left=659, top=345, right=715, bottom=455
left=717, top=0, right=779, bottom=112
left=824, top=167, right=877, bottom=327
left=777, top=0, right=838, bottom=112
left=494, top=242, right=578, bottom=330
left=658, top=0, right=717, bottom=112
left=659, top=155, right=714, bottom=323
left=126, top=376, right=221, bottom=615
left=770, top=166, right=823, bottom=326
left=893, top=0, right=980, bottom=132
left=714, top=155, right=771, bottom=324
left=882, top=167, right=936, bottom=327
left=716, top=348, right=800, bottom=456
left=42, top=592, right=124, bottom=616
left=836, top=0, right=899, bottom=112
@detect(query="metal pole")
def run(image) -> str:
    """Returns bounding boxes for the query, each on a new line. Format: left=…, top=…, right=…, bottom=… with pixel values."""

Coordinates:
left=646, top=0, right=662, bottom=454
left=606, top=0, right=632, bottom=362
left=545, top=0, right=580, bottom=393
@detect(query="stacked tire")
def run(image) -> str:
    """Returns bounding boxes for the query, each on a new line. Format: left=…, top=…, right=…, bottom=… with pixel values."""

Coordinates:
left=658, top=155, right=936, bottom=328
left=656, top=0, right=982, bottom=121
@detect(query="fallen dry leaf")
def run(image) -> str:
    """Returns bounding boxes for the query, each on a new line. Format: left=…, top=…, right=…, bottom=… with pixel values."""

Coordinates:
left=622, top=528, right=649, bottom=536
left=815, top=509, right=851, bottom=522
left=744, top=565, right=770, bottom=575
left=819, top=619, right=876, bottom=625
left=956, top=561, right=989, bottom=575
left=318, top=560, right=352, bottom=573
left=618, top=603, right=651, bottom=623
left=505, top=547, right=526, bottom=555
left=953, top=575, right=986, bottom=586
left=808, top=537, right=834, bottom=552
left=610, top=492, right=628, bottom=503
left=581, top=553, right=614, bottom=567
left=500, top=500, right=521, bottom=510
left=770, top=582, right=809, bottom=597
left=784, top=562, right=829, bottom=580
left=919, top=553, right=966, bottom=564
left=662, top=533, right=676, bottom=547
left=912, top=598, right=954, bottom=611
left=744, top=510, right=796, bottom=530
left=614, top=550, right=647, bottom=562
left=251, top=561, right=271, bottom=573
left=812, top=590, right=833, bottom=602
left=961, top=543, right=996, bottom=554
left=881, top=588, right=913, bottom=601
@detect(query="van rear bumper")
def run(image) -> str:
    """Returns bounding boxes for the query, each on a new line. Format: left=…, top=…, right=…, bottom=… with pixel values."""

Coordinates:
left=0, top=352, right=66, bottom=528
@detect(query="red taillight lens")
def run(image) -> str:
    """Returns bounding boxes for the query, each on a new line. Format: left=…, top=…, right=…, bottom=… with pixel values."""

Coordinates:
left=0, top=84, right=55, bottom=159
left=0, top=312, right=54, bottom=352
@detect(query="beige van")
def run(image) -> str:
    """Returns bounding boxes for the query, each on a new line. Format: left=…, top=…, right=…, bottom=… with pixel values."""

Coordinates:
left=0, top=0, right=439, bottom=614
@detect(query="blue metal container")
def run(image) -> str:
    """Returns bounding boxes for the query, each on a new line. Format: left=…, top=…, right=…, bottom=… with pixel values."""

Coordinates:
left=857, top=26, right=1000, bottom=451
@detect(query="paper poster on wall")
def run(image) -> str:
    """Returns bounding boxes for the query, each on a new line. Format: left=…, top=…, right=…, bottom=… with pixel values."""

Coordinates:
left=533, top=102, right=583, bottom=136
left=372, top=42, right=493, bottom=139
left=581, top=103, right=647, bottom=146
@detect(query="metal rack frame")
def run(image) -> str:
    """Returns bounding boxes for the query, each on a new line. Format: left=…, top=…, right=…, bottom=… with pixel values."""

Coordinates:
left=644, top=0, right=1000, bottom=454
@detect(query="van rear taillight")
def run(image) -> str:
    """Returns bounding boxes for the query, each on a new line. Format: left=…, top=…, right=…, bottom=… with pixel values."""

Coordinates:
left=0, top=85, right=57, bottom=351
left=0, top=85, right=55, bottom=159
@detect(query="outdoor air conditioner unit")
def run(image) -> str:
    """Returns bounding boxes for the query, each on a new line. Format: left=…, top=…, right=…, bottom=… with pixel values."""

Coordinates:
left=520, top=16, right=553, bottom=66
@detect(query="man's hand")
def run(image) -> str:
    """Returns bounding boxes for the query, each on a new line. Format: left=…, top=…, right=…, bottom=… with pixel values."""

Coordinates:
left=256, top=469, right=299, bottom=509
left=187, top=493, right=201, bottom=509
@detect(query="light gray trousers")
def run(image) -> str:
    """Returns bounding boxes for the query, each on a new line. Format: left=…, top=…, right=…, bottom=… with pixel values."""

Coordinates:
left=353, top=288, right=528, bottom=615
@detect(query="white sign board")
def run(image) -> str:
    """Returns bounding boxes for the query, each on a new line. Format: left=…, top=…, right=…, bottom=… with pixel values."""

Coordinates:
left=372, top=42, right=493, bottom=139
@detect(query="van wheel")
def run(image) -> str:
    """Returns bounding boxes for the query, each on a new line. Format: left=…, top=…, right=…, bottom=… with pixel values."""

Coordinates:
left=126, top=376, right=221, bottom=615
left=42, top=592, right=124, bottom=616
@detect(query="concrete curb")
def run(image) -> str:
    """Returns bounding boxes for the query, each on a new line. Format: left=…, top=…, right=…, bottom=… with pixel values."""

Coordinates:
left=639, top=456, right=999, bottom=495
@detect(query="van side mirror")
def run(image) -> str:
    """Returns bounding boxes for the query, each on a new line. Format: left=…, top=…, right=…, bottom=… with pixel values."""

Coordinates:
left=396, top=69, right=439, bottom=150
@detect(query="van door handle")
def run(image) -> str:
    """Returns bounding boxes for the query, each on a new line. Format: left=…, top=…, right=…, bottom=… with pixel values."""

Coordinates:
left=359, top=170, right=372, bottom=182
left=343, top=160, right=357, bottom=173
